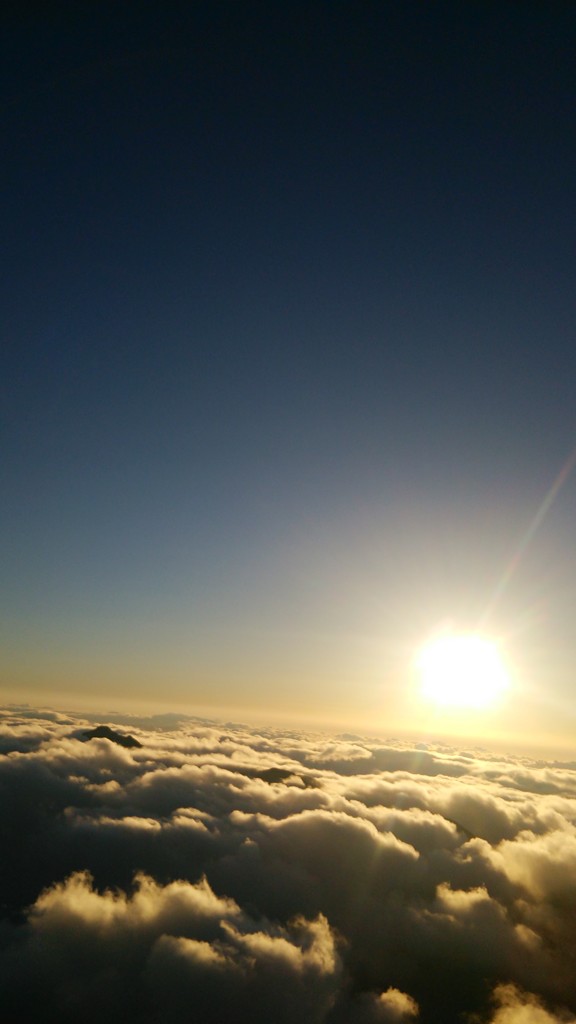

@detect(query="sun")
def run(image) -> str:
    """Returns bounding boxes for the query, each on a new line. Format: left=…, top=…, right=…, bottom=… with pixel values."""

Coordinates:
left=416, top=633, right=509, bottom=710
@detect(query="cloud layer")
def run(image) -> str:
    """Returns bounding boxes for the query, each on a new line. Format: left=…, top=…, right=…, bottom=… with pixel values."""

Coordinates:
left=0, top=705, right=575, bottom=1023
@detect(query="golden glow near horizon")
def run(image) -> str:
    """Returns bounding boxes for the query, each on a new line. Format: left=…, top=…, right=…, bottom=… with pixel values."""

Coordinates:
left=416, top=633, right=509, bottom=710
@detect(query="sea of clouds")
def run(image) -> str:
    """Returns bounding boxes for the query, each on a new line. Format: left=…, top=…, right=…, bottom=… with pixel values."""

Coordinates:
left=0, top=704, right=575, bottom=1023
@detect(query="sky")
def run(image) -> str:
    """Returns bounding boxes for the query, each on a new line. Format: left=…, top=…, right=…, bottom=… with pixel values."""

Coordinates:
left=3, top=2, right=576, bottom=750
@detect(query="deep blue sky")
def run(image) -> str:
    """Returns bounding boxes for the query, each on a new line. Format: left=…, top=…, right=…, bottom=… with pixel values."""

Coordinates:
left=3, top=2, right=576, bottom=740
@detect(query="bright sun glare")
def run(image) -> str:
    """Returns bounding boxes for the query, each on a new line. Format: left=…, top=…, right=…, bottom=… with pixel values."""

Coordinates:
left=417, top=634, right=509, bottom=710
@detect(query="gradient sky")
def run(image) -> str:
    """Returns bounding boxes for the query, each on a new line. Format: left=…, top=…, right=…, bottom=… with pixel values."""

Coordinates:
left=3, top=3, right=576, bottom=749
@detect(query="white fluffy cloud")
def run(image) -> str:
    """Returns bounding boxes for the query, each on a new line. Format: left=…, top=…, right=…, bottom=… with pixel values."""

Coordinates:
left=0, top=705, right=575, bottom=1022
left=487, top=985, right=576, bottom=1024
